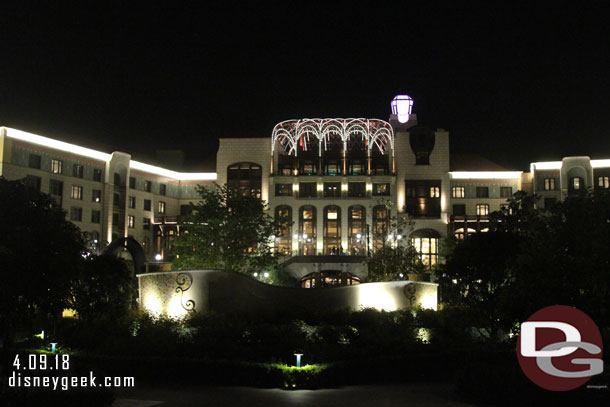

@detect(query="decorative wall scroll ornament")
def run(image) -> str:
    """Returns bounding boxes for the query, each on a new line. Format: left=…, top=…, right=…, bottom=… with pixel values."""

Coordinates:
left=517, top=305, right=603, bottom=391
left=271, top=118, right=394, bottom=158
left=175, top=273, right=195, bottom=311
left=404, top=284, right=417, bottom=307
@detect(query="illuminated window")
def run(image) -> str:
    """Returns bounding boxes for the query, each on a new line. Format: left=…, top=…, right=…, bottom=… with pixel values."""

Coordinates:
left=324, top=206, right=341, bottom=254
left=73, top=164, right=84, bottom=178
left=500, top=186, right=512, bottom=198
left=91, top=210, right=101, bottom=224
left=569, top=177, right=584, bottom=195
left=51, top=159, right=63, bottom=174
left=159, top=184, right=166, bottom=196
left=411, top=236, right=439, bottom=269
left=128, top=215, right=135, bottom=228
left=158, top=201, right=166, bottom=214
left=275, top=183, right=293, bottom=196
left=299, top=206, right=316, bottom=255
left=348, top=206, right=366, bottom=255
left=70, top=207, right=82, bottom=222
left=452, top=186, right=465, bottom=198
left=373, top=183, right=390, bottom=196
left=454, top=227, right=476, bottom=240
left=324, top=182, right=341, bottom=197
left=93, top=169, right=102, bottom=182
left=598, top=176, right=609, bottom=189
left=373, top=205, right=388, bottom=252
left=476, top=204, right=489, bottom=216
left=544, top=178, right=556, bottom=191
left=275, top=206, right=292, bottom=255
left=71, top=185, right=83, bottom=200
left=476, top=186, right=488, bottom=198
left=128, top=196, right=136, bottom=209
left=430, top=186, right=440, bottom=198
left=29, top=154, right=41, bottom=169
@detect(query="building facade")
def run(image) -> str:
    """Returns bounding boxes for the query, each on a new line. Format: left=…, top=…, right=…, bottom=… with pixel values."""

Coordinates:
left=2, top=95, right=610, bottom=284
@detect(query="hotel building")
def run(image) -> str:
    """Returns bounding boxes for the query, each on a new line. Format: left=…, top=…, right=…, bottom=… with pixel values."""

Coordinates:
left=2, top=95, right=609, bottom=284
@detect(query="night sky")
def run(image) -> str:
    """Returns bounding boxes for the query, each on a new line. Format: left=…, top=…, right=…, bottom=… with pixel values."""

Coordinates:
left=1, top=3, right=609, bottom=171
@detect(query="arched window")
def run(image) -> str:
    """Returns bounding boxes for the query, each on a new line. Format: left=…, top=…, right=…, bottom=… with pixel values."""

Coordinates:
left=410, top=229, right=441, bottom=269
left=568, top=176, right=584, bottom=195
left=227, top=162, right=262, bottom=198
left=275, top=206, right=292, bottom=256
left=348, top=206, right=366, bottom=255
left=372, top=205, right=388, bottom=252
left=299, top=206, right=316, bottom=255
left=323, top=206, right=341, bottom=254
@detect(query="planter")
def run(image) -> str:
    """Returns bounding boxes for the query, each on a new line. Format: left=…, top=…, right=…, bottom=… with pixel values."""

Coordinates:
left=407, top=273, right=430, bottom=282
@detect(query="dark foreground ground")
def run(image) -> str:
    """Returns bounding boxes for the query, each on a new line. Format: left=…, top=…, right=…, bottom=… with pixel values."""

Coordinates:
left=112, top=382, right=475, bottom=407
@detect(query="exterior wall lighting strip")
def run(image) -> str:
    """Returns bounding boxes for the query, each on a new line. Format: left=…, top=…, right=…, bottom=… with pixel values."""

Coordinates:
left=449, top=171, right=523, bottom=179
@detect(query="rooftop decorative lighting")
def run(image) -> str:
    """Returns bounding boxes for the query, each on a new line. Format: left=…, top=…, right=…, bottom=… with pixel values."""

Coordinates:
left=390, top=95, right=414, bottom=124
left=531, top=161, right=562, bottom=170
left=271, top=118, right=394, bottom=157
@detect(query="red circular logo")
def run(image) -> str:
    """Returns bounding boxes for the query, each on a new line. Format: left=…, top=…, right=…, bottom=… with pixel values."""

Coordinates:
left=517, top=305, right=603, bottom=391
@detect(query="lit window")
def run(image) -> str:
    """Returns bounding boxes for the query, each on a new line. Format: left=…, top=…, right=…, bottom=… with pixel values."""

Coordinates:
left=299, top=206, right=316, bottom=255
left=73, top=164, right=84, bottom=178
left=70, top=207, right=82, bottom=222
left=570, top=177, right=582, bottom=190
left=275, top=206, right=292, bottom=255
left=92, top=189, right=101, bottom=203
left=158, top=201, right=166, bottom=214
left=128, top=215, right=135, bottom=228
left=430, top=186, right=440, bottom=198
left=51, top=159, right=63, bottom=174
left=324, top=182, right=341, bottom=197
left=128, top=196, right=136, bottom=209
left=476, top=204, right=489, bottom=216
left=323, top=206, right=341, bottom=254
left=544, top=178, right=556, bottom=191
left=348, top=206, right=365, bottom=255
left=598, top=176, right=609, bottom=189
left=71, top=185, right=83, bottom=200
left=452, top=186, right=465, bottom=198
left=411, top=237, right=439, bottom=268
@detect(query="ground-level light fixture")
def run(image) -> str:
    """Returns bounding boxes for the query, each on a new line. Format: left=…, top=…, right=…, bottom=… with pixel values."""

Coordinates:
left=51, top=342, right=57, bottom=353
left=154, top=253, right=162, bottom=261
left=263, top=272, right=270, bottom=278
left=253, top=272, right=259, bottom=277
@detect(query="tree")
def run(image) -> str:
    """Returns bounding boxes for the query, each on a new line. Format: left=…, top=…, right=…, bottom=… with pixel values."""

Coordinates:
left=367, top=199, right=425, bottom=281
left=440, top=189, right=610, bottom=340
left=0, top=177, right=84, bottom=348
left=171, top=184, right=281, bottom=273
left=70, top=254, right=136, bottom=322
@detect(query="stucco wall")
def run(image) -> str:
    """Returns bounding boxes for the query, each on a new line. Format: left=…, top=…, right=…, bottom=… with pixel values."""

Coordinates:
left=138, top=270, right=438, bottom=319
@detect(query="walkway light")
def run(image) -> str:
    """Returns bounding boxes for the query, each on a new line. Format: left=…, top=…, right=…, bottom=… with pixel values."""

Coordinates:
left=263, top=272, right=270, bottom=278
left=51, top=342, right=57, bottom=353
left=154, top=253, right=162, bottom=261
